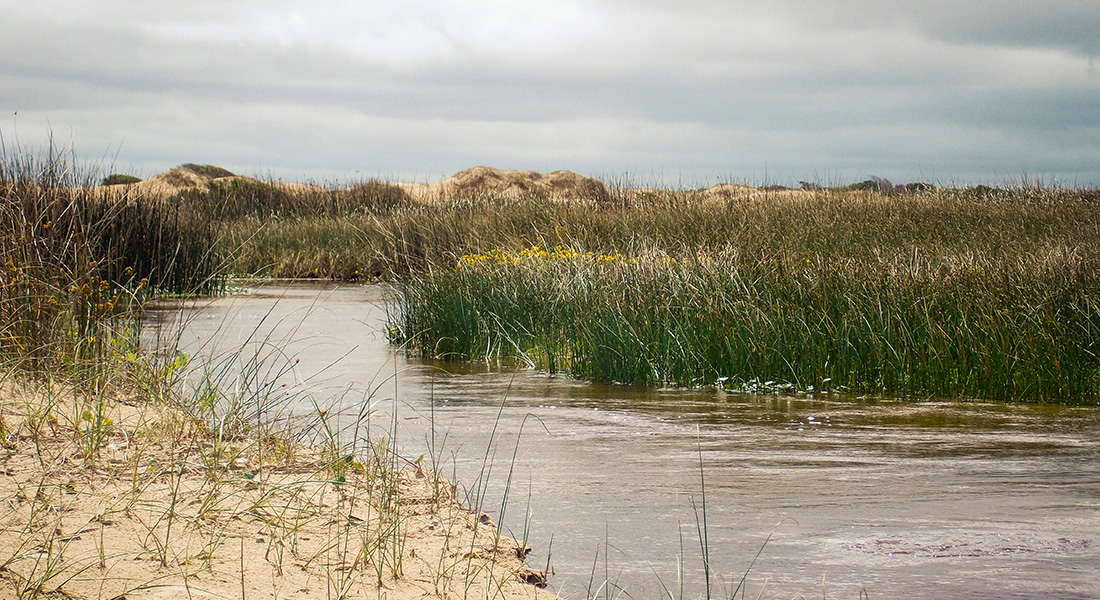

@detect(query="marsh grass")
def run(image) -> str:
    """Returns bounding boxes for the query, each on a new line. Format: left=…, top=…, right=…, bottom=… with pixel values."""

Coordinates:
left=393, top=189, right=1100, bottom=403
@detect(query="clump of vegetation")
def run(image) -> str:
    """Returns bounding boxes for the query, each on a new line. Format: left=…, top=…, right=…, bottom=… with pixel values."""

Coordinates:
left=841, top=176, right=896, bottom=192
left=100, top=173, right=142, bottom=186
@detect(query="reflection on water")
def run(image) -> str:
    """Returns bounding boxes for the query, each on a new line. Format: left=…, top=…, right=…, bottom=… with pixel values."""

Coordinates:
left=143, top=284, right=1100, bottom=600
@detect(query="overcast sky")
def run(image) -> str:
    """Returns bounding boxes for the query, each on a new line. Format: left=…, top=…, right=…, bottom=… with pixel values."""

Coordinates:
left=2, top=1, right=1097, bottom=186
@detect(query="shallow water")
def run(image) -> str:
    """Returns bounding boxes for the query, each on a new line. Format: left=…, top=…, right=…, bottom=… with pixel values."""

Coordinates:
left=143, top=283, right=1100, bottom=600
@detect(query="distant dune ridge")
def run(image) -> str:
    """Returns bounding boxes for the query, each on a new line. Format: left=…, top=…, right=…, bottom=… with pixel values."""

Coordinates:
left=99, top=163, right=853, bottom=201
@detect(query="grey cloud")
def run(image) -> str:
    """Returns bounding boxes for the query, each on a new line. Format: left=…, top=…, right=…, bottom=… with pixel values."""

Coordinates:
left=830, top=1, right=1100, bottom=57
left=2, top=0, right=1098, bottom=185
left=622, top=0, right=1100, bottom=56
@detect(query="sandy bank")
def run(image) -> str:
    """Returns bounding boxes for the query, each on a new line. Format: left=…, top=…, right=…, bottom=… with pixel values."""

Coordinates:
left=0, top=381, right=556, bottom=600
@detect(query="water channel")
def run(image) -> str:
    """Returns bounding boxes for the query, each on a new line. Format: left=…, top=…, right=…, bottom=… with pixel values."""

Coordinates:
left=142, top=283, right=1100, bottom=600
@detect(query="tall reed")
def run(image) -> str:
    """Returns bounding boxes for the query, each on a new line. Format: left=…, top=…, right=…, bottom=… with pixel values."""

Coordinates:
left=0, top=144, right=222, bottom=371
left=393, top=188, right=1100, bottom=404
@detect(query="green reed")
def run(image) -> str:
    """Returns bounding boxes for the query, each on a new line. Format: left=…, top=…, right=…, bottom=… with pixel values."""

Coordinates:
left=393, top=189, right=1100, bottom=404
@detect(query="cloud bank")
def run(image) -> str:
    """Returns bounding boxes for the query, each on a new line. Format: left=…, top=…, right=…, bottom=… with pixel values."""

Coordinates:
left=2, top=0, right=1097, bottom=185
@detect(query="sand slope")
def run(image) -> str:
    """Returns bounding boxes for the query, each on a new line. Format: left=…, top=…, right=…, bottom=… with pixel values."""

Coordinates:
left=0, top=382, right=555, bottom=600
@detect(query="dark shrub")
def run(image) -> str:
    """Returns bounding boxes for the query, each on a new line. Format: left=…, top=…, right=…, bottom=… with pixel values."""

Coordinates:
left=101, top=174, right=142, bottom=186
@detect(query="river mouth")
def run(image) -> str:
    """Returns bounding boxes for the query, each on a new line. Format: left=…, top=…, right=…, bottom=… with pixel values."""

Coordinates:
left=143, top=283, right=1100, bottom=600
